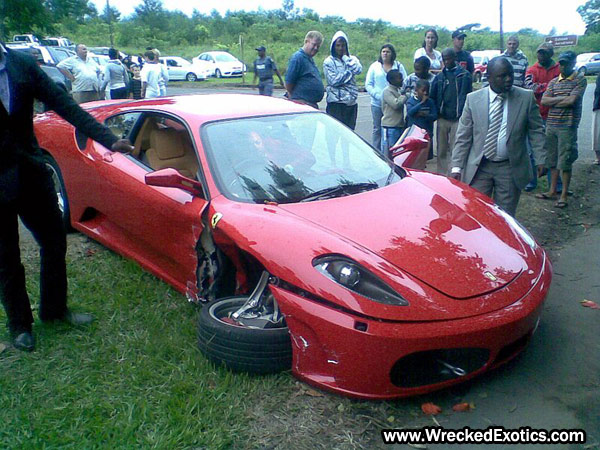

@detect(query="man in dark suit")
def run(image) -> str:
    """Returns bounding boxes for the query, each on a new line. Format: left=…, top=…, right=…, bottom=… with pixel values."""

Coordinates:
left=0, top=43, right=133, bottom=351
left=450, top=57, right=545, bottom=216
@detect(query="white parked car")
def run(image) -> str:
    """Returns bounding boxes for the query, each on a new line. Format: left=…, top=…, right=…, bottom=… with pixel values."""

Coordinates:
left=88, top=53, right=110, bottom=67
left=194, top=51, right=246, bottom=78
left=159, top=56, right=211, bottom=81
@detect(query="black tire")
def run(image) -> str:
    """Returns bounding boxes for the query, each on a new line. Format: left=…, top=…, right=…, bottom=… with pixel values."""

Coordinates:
left=474, top=72, right=482, bottom=83
left=42, top=153, right=73, bottom=232
left=186, top=72, right=197, bottom=82
left=578, top=67, right=587, bottom=76
left=215, top=68, right=222, bottom=78
left=197, top=296, right=292, bottom=374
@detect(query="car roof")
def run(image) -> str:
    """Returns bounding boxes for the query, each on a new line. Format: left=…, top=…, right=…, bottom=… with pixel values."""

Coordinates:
left=87, top=94, right=315, bottom=124
left=577, top=52, right=599, bottom=60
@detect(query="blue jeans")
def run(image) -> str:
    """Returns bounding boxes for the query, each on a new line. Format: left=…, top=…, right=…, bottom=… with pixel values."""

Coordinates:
left=381, top=126, right=403, bottom=157
left=371, top=105, right=383, bottom=150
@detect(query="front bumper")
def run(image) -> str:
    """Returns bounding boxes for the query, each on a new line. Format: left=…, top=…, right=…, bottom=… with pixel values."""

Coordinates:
left=272, top=253, right=552, bottom=399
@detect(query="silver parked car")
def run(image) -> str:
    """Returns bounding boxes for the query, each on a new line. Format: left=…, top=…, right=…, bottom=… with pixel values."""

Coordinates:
left=575, top=52, right=600, bottom=76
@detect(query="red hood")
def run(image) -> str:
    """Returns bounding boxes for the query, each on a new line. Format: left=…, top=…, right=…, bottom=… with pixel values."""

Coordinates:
left=280, top=175, right=529, bottom=299
left=210, top=172, right=544, bottom=321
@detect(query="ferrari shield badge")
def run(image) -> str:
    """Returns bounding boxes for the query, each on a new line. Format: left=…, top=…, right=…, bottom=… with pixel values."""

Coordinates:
left=211, top=212, right=223, bottom=229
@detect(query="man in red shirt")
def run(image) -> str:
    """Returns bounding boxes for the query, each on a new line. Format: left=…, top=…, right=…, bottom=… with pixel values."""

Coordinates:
left=523, top=43, right=561, bottom=191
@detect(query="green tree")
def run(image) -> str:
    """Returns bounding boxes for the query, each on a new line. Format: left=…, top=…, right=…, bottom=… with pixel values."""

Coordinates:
left=102, top=4, right=121, bottom=23
left=281, top=0, right=298, bottom=20
left=2, top=0, right=50, bottom=38
left=45, top=0, right=97, bottom=22
left=133, top=0, right=166, bottom=30
left=578, top=0, right=600, bottom=34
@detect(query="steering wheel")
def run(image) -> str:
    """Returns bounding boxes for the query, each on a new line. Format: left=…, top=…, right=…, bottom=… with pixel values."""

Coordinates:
left=233, top=158, right=265, bottom=174
left=226, top=158, right=266, bottom=193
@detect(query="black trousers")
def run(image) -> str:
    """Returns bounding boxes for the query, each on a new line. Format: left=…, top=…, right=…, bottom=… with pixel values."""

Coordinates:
left=0, top=159, right=67, bottom=334
left=326, top=102, right=358, bottom=130
left=110, top=86, right=129, bottom=100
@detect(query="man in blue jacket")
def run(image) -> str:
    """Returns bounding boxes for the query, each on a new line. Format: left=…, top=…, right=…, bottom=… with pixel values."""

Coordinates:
left=285, top=31, right=324, bottom=109
left=431, top=48, right=472, bottom=174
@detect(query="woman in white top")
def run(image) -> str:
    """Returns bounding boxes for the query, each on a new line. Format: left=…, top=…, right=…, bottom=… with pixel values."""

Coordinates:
left=414, top=29, right=443, bottom=74
left=365, top=44, right=407, bottom=150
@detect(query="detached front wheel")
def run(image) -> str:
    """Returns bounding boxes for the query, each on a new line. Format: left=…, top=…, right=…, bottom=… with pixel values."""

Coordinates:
left=197, top=296, right=292, bottom=374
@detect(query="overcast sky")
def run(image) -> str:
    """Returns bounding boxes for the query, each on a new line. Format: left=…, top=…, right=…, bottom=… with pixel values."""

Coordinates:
left=91, top=0, right=588, bottom=35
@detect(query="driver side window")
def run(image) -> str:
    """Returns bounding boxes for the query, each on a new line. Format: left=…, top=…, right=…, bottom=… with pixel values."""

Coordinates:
left=106, top=112, right=200, bottom=180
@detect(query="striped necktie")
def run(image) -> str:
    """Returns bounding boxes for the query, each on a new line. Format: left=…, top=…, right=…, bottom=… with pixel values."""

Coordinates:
left=482, top=93, right=505, bottom=160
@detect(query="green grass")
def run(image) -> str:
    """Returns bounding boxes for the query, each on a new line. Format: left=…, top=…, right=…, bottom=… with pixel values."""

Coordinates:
left=0, top=239, right=296, bottom=449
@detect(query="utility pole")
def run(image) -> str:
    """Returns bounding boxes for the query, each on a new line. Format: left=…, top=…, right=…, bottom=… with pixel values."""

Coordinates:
left=240, top=34, right=245, bottom=84
left=499, top=0, right=504, bottom=51
left=107, top=0, right=114, bottom=47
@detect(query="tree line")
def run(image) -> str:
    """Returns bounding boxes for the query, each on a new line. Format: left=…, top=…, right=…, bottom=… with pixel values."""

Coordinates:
left=2, top=0, right=598, bottom=78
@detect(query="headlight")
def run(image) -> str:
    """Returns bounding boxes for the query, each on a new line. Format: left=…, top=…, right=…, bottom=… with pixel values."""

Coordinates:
left=496, top=207, right=537, bottom=250
left=313, top=255, right=408, bottom=306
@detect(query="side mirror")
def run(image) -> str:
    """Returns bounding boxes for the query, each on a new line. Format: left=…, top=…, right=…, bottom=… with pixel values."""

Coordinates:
left=390, top=136, right=429, bottom=157
left=145, top=168, right=204, bottom=196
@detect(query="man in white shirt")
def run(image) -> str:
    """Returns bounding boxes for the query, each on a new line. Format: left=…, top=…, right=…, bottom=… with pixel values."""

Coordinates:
left=57, top=44, right=102, bottom=104
left=140, top=50, right=162, bottom=99
left=450, top=57, right=545, bottom=217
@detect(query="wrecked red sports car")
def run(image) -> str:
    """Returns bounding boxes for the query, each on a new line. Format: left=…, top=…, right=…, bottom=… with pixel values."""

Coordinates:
left=33, top=94, right=552, bottom=399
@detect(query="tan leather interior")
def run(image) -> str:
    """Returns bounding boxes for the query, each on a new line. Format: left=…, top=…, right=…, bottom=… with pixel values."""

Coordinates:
left=132, top=117, right=159, bottom=158
left=146, top=128, right=199, bottom=179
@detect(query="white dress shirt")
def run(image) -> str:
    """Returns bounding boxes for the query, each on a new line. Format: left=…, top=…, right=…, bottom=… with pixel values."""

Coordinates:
left=0, top=44, right=10, bottom=113
left=488, top=87, right=509, bottom=161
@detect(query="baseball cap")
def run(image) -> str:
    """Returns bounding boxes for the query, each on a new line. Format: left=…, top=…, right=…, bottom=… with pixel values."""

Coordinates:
left=256, top=46, right=266, bottom=51
left=558, top=51, right=577, bottom=63
left=452, top=30, right=467, bottom=39
left=536, top=42, right=554, bottom=55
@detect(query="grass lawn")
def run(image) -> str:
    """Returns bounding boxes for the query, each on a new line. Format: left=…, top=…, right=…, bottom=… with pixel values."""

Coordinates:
left=0, top=237, right=299, bottom=449
left=0, top=233, right=436, bottom=449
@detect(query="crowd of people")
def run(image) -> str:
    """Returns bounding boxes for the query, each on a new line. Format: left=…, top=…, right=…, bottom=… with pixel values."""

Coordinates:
left=55, top=44, right=169, bottom=103
left=258, top=29, right=591, bottom=216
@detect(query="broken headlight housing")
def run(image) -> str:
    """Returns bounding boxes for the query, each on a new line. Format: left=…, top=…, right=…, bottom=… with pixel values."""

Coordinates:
left=313, top=255, right=408, bottom=306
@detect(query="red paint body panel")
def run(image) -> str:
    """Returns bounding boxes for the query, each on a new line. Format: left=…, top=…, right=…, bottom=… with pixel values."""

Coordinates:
left=272, top=253, right=550, bottom=399
left=33, top=94, right=552, bottom=399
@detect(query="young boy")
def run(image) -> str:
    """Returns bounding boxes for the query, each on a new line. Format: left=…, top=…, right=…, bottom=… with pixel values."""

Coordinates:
left=406, top=79, right=438, bottom=142
left=129, top=64, right=143, bottom=100
left=402, top=56, right=435, bottom=97
left=381, top=70, right=407, bottom=155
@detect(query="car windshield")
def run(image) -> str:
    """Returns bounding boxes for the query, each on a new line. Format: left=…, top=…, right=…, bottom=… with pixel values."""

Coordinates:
left=473, top=56, right=482, bottom=64
left=214, top=53, right=237, bottom=62
left=203, top=113, right=403, bottom=204
left=46, top=47, right=73, bottom=63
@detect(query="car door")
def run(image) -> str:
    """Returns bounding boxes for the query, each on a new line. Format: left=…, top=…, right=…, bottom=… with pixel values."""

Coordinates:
left=77, top=110, right=209, bottom=298
left=590, top=54, right=600, bottom=74
left=163, top=58, right=182, bottom=80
